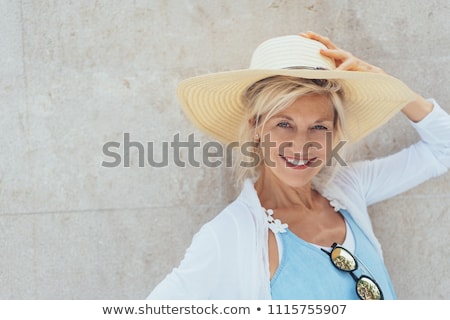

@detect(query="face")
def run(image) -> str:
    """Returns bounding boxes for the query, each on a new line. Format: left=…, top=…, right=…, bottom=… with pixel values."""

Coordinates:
left=257, top=94, right=335, bottom=189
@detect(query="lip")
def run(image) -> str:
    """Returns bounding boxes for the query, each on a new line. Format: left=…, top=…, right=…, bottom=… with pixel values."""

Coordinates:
left=280, top=155, right=317, bottom=169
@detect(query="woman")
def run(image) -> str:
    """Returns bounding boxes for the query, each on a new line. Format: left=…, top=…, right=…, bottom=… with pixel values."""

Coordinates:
left=147, top=32, right=450, bottom=299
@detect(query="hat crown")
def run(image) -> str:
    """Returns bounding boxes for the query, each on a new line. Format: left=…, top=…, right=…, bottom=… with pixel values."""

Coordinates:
left=249, top=35, right=336, bottom=70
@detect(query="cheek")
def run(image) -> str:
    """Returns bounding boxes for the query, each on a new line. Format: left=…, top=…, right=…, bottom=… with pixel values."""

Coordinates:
left=297, top=133, right=329, bottom=156
left=317, top=134, right=329, bottom=153
left=259, top=129, right=284, bottom=152
left=258, top=136, right=286, bottom=164
left=259, top=129, right=334, bottom=159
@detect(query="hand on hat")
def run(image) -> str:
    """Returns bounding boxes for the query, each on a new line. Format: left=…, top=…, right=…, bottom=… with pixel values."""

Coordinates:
left=300, top=31, right=385, bottom=74
left=299, top=32, right=433, bottom=122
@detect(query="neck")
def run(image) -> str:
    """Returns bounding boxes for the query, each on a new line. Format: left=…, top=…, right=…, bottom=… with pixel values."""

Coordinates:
left=254, top=168, right=318, bottom=211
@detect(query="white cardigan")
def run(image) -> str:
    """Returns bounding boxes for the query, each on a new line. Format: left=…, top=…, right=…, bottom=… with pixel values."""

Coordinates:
left=148, top=100, right=450, bottom=299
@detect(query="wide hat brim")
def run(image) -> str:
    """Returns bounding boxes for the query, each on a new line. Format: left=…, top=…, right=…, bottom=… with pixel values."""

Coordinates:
left=176, top=36, right=416, bottom=144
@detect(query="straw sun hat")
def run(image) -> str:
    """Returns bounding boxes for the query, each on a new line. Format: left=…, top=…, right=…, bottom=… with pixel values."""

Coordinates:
left=177, top=35, right=416, bottom=144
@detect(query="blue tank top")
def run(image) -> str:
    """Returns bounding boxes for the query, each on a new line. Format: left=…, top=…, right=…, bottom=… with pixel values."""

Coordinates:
left=270, top=209, right=397, bottom=299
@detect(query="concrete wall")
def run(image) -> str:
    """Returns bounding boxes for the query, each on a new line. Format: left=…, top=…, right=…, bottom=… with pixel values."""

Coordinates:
left=1, top=0, right=448, bottom=299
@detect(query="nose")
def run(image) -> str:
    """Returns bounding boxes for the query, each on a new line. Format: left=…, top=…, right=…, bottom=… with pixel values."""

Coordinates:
left=288, top=131, right=318, bottom=157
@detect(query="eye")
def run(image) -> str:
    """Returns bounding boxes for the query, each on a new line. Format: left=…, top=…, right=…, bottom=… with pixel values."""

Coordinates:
left=312, top=124, right=329, bottom=130
left=277, top=121, right=291, bottom=128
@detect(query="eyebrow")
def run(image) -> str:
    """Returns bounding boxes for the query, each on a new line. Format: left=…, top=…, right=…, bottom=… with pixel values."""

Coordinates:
left=270, top=114, right=334, bottom=123
left=270, top=115, right=294, bottom=121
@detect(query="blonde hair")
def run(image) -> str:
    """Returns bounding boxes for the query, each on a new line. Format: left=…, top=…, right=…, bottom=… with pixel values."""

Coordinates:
left=233, top=75, right=350, bottom=188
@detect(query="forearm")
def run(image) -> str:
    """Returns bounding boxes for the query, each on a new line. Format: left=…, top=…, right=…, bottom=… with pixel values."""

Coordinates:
left=401, top=94, right=434, bottom=123
left=352, top=99, right=450, bottom=205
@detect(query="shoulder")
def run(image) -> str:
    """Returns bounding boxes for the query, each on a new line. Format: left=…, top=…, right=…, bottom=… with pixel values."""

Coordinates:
left=315, top=164, right=363, bottom=193
left=205, top=197, right=259, bottom=238
left=199, top=181, right=265, bottom=250
left=313, top=164, right=368, bottom=212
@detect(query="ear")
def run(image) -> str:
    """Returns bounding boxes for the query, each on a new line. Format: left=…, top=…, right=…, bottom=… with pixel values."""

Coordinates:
left=249, top=117, right=262, bottom=141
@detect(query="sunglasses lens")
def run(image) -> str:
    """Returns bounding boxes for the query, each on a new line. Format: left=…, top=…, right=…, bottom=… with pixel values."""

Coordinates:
left=331, top=247, right=356, bottom=271
left=356, top=276, right=383, bottom=300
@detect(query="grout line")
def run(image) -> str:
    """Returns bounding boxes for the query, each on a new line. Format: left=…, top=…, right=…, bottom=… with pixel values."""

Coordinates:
left=0, top=204, right=227, bottom=217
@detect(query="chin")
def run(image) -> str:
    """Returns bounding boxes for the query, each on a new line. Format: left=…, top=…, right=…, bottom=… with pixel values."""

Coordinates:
left=272, top=171, right=315, bottom=189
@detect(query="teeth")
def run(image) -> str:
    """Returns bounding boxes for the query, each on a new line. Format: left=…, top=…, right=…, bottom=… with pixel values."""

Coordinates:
left=286, top=157, right=308, bottom=166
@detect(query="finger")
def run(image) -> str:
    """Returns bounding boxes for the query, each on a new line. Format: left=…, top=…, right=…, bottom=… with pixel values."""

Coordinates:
left=299, top=31, right=337, bottom=50
left=337, top=58, right=385, bottom=73
left=336, top=59, right=359, bottom=71
left=304, top=31, right=338, bottom=50
left=319, top=48, right=350, bottom=60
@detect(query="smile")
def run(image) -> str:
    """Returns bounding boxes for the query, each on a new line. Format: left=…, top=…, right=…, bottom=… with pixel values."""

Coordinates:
left=280, top=155, right=317, bottom=169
